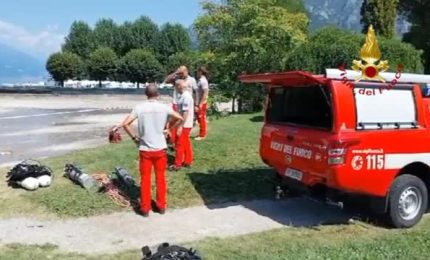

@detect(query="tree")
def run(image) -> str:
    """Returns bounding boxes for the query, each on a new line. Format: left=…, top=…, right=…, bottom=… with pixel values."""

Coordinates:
left=87, top=47, right=118, bottom=88
left=399, top=0, right=430, bottom=73
left=361, top=0, right=400, bottom=39
left=130, top=16, right=160, bottom=52
left=46, top=52, right=84, bottom=87
left=286, top=26, right=424, bottom=74
left=120, top=49, right=164, bottom=88
left=62, top=21, right=95, bottom=58
left=114, top=21, right=134, bottom=56
left=158, top=23, right=192, bottom=65
left=194, top=0, right=309, bottom=112
left=93, top=18, right=118, bottom=50
left=275, top=0, right=308, bottom=15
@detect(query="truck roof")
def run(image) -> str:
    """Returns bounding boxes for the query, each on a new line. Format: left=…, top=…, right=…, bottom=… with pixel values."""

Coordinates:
left=239, top=69, right=430, bottom=86
left=239, top=71, right=328, bottom=86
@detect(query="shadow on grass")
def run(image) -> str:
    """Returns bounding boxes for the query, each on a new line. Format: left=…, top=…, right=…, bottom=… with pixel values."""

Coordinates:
left=249, top=115, right=264, bottom=122
left=187, top=167, right=384, bottom=228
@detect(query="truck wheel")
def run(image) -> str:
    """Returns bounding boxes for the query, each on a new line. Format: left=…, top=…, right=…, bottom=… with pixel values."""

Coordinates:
left=387, top=174, right=428, bottom=228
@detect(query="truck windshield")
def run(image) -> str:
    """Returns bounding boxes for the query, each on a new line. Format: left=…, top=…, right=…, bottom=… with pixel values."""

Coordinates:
left=266, top=85, right=333, bottom=130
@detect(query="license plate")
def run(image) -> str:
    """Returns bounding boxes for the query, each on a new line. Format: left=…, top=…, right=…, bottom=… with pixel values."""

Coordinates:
left=285, top=168, right=303, bottom=181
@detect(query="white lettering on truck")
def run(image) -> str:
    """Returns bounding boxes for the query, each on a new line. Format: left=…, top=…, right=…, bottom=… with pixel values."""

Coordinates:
left=293, top=147, right=312, bottom=159
left=270, top=141, right=313, bottom=160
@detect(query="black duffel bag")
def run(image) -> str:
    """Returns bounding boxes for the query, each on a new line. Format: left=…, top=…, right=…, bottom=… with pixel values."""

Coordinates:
left=141, top=242, right=202, bottom=260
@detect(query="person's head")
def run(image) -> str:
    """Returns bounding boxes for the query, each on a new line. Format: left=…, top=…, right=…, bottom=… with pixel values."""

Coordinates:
left=176, top=65, right=189, bottom=79
left=145, top=83, right=159, bottom=99
left=197, top=66, right=208, bottom=78
left=175, top=79, right=187, bottom=94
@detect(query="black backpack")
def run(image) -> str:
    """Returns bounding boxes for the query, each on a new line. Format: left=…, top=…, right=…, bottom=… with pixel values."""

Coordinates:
left=141, top=243, right=202, bottom=260
left=6, top=160, right=53, bottom=186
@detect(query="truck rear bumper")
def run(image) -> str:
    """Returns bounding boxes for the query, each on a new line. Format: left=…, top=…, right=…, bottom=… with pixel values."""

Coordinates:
left=277, top=173, right=388, bottom=214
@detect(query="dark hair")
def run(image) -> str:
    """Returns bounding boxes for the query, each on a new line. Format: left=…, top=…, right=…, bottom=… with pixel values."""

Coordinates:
left=197, top=66, right=208, bottom=77
left=145, top=83, right=159, bottom=98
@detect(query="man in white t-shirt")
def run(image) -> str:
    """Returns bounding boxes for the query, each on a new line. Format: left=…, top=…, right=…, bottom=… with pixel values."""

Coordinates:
left=169, top=79, right=194, bottom=171
left=164, top=65, right=197, bottom=145
left=195, top=66, right=210, bottom=140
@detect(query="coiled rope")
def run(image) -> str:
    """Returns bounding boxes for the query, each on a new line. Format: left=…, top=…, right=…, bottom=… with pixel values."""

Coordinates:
left=93, top=173, right=139, bottom=209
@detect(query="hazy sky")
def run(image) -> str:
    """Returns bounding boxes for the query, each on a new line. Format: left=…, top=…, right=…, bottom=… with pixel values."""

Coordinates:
left=0, top=0, right=202, bottom=59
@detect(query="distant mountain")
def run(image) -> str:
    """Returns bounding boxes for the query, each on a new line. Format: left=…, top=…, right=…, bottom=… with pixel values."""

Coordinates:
left=305, top=0, right=410, bottom=34
left=0, top=43, right=46, bottom=84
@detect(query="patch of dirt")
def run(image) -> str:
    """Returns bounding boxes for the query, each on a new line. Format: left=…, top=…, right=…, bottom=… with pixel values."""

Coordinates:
left=0, top=198, right=351, bottom=254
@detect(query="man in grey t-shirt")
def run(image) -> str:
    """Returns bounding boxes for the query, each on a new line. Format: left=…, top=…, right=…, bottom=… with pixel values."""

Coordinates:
left=113, top=84, right=183, bottom=217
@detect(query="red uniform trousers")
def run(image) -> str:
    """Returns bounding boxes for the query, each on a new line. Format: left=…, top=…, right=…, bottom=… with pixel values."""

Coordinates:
left=174, top=128, right=193, bottom=167
left=139, top=150, right=168, bottom=213
left=170, top=104, right=179, bottom=145
left=197, top=103, right=208, bottom=138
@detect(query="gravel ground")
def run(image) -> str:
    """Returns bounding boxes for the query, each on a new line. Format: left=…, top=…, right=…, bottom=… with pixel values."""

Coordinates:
left=0, top=94, right=233, bottom=166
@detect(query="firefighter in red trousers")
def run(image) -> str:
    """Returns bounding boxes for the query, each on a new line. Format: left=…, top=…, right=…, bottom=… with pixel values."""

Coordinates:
left=169, top=79, right=194, bottom=171
left=194, top=66, right=210, bottom=140
left=112, top=84, right=183, bottom=217
left=163, top=65, right=197, bottom=147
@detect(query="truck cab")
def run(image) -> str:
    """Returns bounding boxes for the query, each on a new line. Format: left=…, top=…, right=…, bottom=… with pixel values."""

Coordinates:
left=240, top=69, right=430, bottom=228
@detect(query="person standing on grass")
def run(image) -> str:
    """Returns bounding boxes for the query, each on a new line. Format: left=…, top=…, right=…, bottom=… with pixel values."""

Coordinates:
left=169, top=79, right=194, bottom=171
left=194, top=66, right=210, bottom=140
left=112, top=84, right=183, bottom=217
left=163, top=66, right=197, bottom=146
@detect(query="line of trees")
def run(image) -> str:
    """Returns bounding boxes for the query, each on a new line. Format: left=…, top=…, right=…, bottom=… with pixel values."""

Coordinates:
left=46, top=17, right=193, bottom=87
left=46, top=0, right=428, bottom=113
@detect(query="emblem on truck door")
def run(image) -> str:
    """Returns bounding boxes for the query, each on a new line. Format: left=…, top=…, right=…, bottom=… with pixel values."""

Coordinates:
left=351, top=155, right=364, bottom=171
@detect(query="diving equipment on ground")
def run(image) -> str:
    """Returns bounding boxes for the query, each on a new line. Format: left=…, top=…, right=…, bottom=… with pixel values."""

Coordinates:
left=64, top=163, right=96, bottom=190
left=141, top=242, right=202, bottom=260
left=6, top=160, right=53, bottom=191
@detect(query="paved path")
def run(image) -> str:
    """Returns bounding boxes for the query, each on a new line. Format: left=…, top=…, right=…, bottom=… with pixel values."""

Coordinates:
left=0, top=198, right=351, bottom=254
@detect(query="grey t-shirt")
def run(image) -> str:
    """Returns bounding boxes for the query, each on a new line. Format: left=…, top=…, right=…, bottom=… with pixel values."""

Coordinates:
left=131, top=100, right=174, bottom=151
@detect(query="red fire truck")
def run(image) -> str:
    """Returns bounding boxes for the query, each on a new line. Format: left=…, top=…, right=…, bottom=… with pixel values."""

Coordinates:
left=239, top=69, right=430, bottom=228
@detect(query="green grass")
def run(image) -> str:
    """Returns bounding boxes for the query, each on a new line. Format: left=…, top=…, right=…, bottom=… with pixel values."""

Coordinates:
left=2, top=217, right=430, bottom=259
left=0, top=113, right=273, bottom=218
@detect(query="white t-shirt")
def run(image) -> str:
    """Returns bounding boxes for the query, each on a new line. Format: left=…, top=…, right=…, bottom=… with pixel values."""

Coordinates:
left=178, top=91, right=194, bottom=128
left=172, top=75, right=198, bottom=104
left=196, top=75, right=209, bottom=105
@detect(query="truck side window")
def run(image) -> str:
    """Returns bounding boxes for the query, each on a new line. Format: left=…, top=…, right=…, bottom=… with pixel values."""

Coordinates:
left=354, top=86, right=417, bottom=130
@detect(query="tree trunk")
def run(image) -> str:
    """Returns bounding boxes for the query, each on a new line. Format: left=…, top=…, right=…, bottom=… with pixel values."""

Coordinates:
left=137, top=82, right=140, bottom=89
left=231, top=96, right=236, bottom=114
left=238, top=97, right=243, bottom=114
left=99, top=80, right=102, bottom=88
left=60, top=80, right=64, bottom=87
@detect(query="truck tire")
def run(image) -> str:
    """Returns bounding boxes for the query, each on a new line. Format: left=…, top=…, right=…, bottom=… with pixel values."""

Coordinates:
left=387, top=174, right=428, bottom=228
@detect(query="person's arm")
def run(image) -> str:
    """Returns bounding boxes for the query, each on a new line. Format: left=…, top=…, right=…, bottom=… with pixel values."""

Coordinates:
left=113, top=112, right=139, bottom=145
left=122, top=114, right=140, bottom=145
left=177, top=111, right=188, bottom=136
left=178, top=95, right=193, bottom=135
left=164, top=108, right=184, bottom=136
left=164, top=71, right=178, bottom=84
left=199, top=78, right=209, bottom=108
left=169, top=111, right=184, bottom=129
left=199, top=89, right=209, bottom=107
